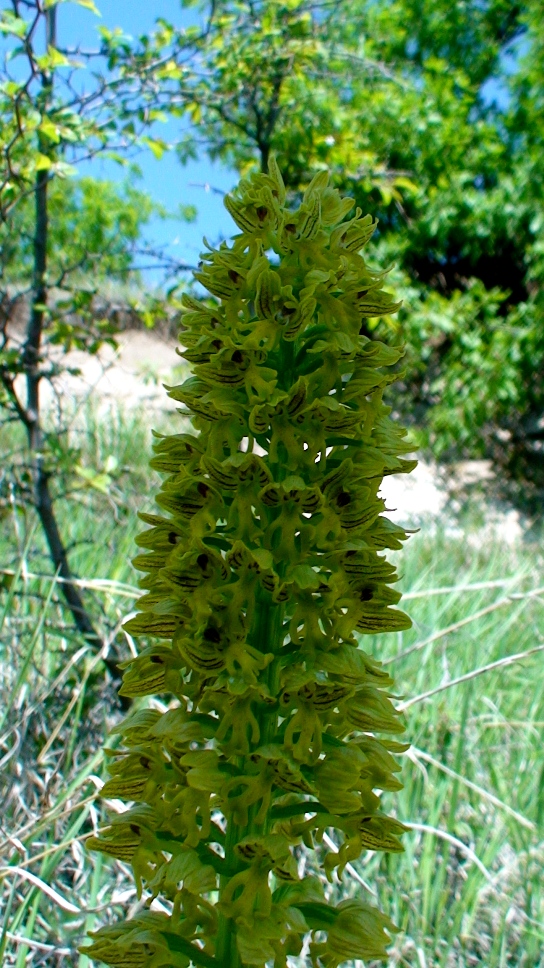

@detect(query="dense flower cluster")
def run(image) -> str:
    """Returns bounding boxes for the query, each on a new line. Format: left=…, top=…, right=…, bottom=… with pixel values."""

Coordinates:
left=82, top=160, right=415, bottom=968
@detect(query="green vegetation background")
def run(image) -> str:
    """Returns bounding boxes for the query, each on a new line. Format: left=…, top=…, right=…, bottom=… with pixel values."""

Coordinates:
left=1, top=1, right=543, bottom=965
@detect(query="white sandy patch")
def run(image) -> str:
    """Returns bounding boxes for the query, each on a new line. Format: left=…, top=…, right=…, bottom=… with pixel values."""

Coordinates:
left=14, top=330, right=186, bottom=417
left=380, top=460, right=447, bottom=521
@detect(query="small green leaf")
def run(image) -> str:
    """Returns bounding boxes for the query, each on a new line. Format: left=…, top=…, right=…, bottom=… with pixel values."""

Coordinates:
left=36, top=46, right=71, bottom=70
left=34, top=153, right=52, bottom=171
left=51, top=160, right=78, bottom=177
left=39, top=119, right=61, bottom=143
left=45, top=0, right=100, bottom=11
left=0, top=13, right=28, bottom=38
left=74, top=0, right=101, bottom=12
left=75, top=466, right=112, bottom=494
left=393, top=175, right=418, bottom=194
left=142, top=136, right=169, bottom=160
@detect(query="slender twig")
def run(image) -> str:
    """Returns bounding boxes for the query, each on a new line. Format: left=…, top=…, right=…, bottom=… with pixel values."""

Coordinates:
left=399, top=643, right=544, bottom=711
left=4, top=933, right=72, bottom=955
left=406, top=746, right=535, bottom=830
left=386, top=587, right=544, bottom=665
left=406, top=823, right=491, bottom=880
left=0, top=567, right=139, bottom=597
left=0, top=867, right=81, bottom=914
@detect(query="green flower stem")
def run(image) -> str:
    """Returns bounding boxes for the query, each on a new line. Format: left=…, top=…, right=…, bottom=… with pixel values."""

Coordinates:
left=216, top=816, right=242, bottom=967
left=249, top=596, right=284, bottom=789
left=217, top=595, right=283, bottom=965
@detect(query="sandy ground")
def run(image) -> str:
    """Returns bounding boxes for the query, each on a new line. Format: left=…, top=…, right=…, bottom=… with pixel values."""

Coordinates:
left=27, top=330, right=523, bottom=541
left=40, top=329, right=184, bottom=414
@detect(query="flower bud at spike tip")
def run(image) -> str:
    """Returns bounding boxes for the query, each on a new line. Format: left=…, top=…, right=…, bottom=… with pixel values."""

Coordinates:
left=81, top=160, right=416, bottom=968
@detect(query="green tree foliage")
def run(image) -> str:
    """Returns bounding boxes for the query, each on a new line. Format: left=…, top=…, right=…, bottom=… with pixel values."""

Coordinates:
left=82, top=164, right=415, bottom=968
left=119, top=0, right=543, bottom=492
left=1, top=176, right=160, bottom=351
left=353, top=0, right=543, bottom=489
left=3, top=177, right=154, bottom=280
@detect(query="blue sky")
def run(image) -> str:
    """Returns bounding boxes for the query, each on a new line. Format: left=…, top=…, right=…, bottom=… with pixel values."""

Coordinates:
left=60, top=0, right=238, bottom=280
left=5, top=0, right=517, bottom=285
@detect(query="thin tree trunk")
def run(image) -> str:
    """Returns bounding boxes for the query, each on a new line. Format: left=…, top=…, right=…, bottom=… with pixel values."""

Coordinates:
left=259, top=141, right=269, bottom=173
left=21, top=9, right=116, bottom=669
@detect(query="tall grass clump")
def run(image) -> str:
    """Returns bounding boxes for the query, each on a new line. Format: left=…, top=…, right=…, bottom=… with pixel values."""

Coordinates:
left=0, top=401, right=173, bottom=967
left=365, top=526, right=544, bottom=967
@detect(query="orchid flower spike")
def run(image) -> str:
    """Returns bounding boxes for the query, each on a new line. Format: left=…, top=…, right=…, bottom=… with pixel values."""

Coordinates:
left=82, top=158, right=416, bottom=968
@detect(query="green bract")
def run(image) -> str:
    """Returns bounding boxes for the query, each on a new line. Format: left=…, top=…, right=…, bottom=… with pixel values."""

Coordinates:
left=82, top=161, right=416, bottom=968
